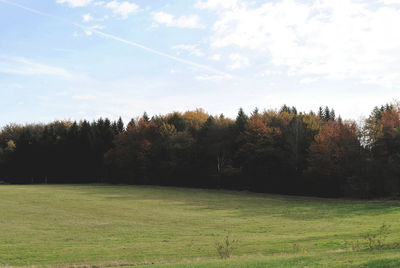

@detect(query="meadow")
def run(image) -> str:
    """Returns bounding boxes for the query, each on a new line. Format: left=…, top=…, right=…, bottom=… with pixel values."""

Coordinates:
left=1, top=185, right=400, bottom=267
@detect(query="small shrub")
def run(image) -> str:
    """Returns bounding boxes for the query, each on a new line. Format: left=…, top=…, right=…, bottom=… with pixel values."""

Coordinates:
left=344, top=223, right=394, bottom=251
left=364, top=223, right=391, bottom=250
left=215, top=233, right=238, bottom=259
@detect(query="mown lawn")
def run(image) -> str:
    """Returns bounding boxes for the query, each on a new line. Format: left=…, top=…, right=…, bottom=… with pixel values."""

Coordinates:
left=0, top=185, right=400, bottom=267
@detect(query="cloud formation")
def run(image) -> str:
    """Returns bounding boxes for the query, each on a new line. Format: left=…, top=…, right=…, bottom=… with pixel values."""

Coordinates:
left=84, top=24, right=105, bottom=36
left=210, top=54, right=221, bottom=61
left=203, top=0, right=400, bottom=87
left=0, top=56, right=74, bottom=79
left=106, top=1, right=139, bottom=19
left=56, top=0, right=92, bottom=7
left=195, top=0, right=238, bottom=10
left=153, top=11, right=205, bottom=29
left=228, top=53, right=249, bottom=70
left=195, top=74, right=232, bottom=81
left=82, top=13, right=93, bottom=22
left=172, top=44, right=204, bottom=57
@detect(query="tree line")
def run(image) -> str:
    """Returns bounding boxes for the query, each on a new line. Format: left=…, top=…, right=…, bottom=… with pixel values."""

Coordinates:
left=0, top=102, right=399, bottom=198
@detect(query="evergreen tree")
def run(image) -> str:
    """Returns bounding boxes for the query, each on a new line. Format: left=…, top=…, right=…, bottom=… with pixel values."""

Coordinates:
left=168, top=113, right=186, bottom=132
left=117, top=117, right=124, bottom=133
left=324, top=106, right=331, bottom=121
left=318, top=106, right=324, bottom=119
left=251, top=107, right=260, bottom=118
left=142, top=112, right=150, bottom=123
left=235, top=108, right=248, bottom=132
left=329, top=109, right=336, bottom=121
left=128, top=118, right=136, bottom=129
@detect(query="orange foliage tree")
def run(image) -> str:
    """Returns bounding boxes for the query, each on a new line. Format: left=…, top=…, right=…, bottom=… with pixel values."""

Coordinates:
left=306, top=120, right=361, bottom=196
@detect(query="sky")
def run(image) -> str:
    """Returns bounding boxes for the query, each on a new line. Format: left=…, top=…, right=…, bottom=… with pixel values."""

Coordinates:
left=0, top=0, right=400, bottom=126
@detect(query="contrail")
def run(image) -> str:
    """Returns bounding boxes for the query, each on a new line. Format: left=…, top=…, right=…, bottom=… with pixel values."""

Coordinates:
left=0, top=0, right=231, bottom=77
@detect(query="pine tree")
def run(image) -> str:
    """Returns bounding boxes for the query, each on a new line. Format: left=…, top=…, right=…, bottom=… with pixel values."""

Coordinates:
left=318, top=107, right=324, bottom=119
left=280, top=104, right=290, bottom=113
left=251, top=107, right=259, bottom=117
left=117, top=117, right=124, bottom=133
left=142, top=112, right=150, bottom=123
left=329, top=109, right=336, bottom=121
left=128, top=119, right=136, bottom=129
left=235, top=108, right=248, bottom=131
left=324, top=106, right=331, bottom=121
left=168, top=113, right=186, bottom=132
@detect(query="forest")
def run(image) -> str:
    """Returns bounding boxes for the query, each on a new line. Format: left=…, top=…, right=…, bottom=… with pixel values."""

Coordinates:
left=0, top=102, right=399, bottom=198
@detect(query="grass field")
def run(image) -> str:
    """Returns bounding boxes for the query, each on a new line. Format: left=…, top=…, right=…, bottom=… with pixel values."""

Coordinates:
left=1, top=185, right=400, bottom=267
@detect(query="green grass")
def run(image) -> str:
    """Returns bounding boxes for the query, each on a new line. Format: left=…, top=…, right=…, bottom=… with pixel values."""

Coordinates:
left=0, top=185, right=400, bottom=267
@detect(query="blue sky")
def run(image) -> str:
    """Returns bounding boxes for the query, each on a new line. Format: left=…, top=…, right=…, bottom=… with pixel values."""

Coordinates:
left=1, top=0, right=399, bottom=126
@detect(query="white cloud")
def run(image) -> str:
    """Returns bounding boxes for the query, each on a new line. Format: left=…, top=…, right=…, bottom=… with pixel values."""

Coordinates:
left=228, top=53, right=249, bottom=70
left=152, top=11, right=205, bottom=29
left=94, top=1, right=105, bottom=6
left=259, top=70, right=282, bottom=77
left=106, top=1, right=139, bottom=19
left=205, top=0, right=400, bottom=87
left=72, top=94, right=97, bottom=100
left=56, top=0, right=92, bottom=7
left=84, top=24, right=105, bottom=35
left=0, top=56, right=74, bottom=79
left=210, top=54, right=221, bottom=61
left=195, top=74, right=232, bottom=81
left=91, top=25, right=104, bottom=29
left=379, top=0, right=400, bottom=4
left=0, top=83, right=24, bottom=89
left=195, top=0, right=238, bottom=10
left=300, top=77, right=319, bottom=84
left=82, top=13, right=93, bottom=22
left=172, top=44, right=204, bottom=57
